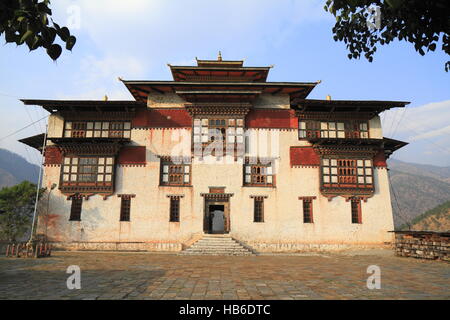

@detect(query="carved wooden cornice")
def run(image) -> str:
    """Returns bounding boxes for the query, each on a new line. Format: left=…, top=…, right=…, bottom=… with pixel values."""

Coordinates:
left=321, top=188, right=374, bottom=201
left=66, top=191, right=113, bottom=200
left=50, top=138, right=127, bottom=156
left=185, top=103, right=251, bottom=117
left=296, top=111, right=375, bottom=120
left=60, top=111, right=136, bottom=120
left=200, top=192, right=234, bottom=201
left=314, top=144, right=379, bottom=157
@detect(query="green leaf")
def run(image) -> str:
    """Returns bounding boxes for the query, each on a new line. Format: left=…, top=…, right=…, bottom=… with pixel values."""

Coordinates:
left=46, top=43, right=62, bottom=60
left=66, top=35, right=76, bottom=51
left=19, top=30, right=33, bottom=44
left=57, top=26, right=70, bottom=41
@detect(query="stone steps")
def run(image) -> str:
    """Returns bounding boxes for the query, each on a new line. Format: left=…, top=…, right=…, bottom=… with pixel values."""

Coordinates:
left=180, top=234, right=255, bottom=256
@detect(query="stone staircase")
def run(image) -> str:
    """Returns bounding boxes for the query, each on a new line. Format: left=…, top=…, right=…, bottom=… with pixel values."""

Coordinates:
left=180, top=234, right=256, bottom=256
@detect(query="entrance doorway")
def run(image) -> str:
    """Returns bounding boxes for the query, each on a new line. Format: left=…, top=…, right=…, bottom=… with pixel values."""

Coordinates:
left=204, top=201, right=230, bottom=234
left=209, top=205, right=224, bottom=234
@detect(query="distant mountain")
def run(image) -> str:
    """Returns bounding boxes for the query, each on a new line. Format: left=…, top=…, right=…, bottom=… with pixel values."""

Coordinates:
left=400, top=200, right=450, bottom=232
left=0, top=149, right=39, bottom=188
left=389, top=159, right=450, bottom=183
left=388, top=159, right=450, bottom=228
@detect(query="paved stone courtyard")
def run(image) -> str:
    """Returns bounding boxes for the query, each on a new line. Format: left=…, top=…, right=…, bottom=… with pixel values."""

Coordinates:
left=0, top=250, right=448, bottom=300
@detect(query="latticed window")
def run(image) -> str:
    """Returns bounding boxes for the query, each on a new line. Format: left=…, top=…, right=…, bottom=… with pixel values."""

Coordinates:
left=351, top=199, right=362, bottom=224
left=244, top=161, right=275, bottom=186
left=62, top=156, right=114, bottom=185
left=160, top=160, right=191, bottom=186
left=169, top=197, right=180, bottom=222
left=321, top=158, right=373, bottom=188
left=303, top=199, right=313, bottom=223
left=298, top=120, right=320, bottom=139
left=254, top=198, right=264, bottom=222
left=120, top=197, right=131, bottom=221
left=193, top=118, right=244, bottom=145
left=299, top=120, right=369, bottom=139
left=69, top=198, right=82, bottom=221
left=64, top=121, right=131, bottom=138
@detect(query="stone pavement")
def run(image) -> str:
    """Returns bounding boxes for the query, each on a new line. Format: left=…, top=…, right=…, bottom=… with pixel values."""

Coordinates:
left=0, top=250, right=448, bottom=300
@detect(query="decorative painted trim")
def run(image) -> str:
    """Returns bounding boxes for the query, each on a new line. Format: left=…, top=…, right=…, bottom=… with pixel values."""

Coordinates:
left=200, top=193, right=234, bottom=201
left=117, top=194, right=136, bottom=199
left=292, top=165, right=320, bottom=168
left=296, top=111, right=374, bottom=120
left=298, top=196, right=317, bottom=200
left=118, top=164, right=146, bottom=167
left=250, top=195, right=268, bottom=199
left=166, top=194, right=185, bottom=199
left=324, top=194, right=370, bottom=202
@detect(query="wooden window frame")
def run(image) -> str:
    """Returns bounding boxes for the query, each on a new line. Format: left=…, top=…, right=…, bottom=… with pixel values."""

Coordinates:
left=61, top=156, right=115, bottom=188
left=321, top=158, right=373, bottom=189
left=69, top=198, right=82, bottom=221
left=63, top=120, right=131, bottom=139
left=253, top=198, right=264, bottom=223
left=169, top=197, right=180, bottom=222
left=299, top=120, right=370, bottom=140
left=160, top=160, right=191, bottom=186
left=244, top=160, right=275, bottom=187
left=120, top=197, right=131, bottom=222
left=351, top=199, right=362, bottom=224
left=302, top=199, right=313, bottom=223
left=192, top=117, right=245, bottom=151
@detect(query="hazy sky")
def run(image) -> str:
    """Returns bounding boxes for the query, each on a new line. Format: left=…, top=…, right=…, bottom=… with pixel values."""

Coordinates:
left=0, top=0, right=449, bottom=166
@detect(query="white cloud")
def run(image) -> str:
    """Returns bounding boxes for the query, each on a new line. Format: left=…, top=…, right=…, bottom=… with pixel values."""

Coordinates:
left=52, top=0, right=328, bottom=66
left=382, top=99, right=450, bottom=141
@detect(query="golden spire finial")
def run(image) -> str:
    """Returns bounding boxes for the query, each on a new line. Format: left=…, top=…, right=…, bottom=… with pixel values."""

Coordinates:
left=218, top=51, right=222, bottom=61
left=104, top=95, right=108, bottom=101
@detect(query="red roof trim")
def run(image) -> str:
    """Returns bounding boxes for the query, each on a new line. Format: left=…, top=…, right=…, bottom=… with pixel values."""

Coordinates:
left=290, top=147, right=320, bottom=167
left=118, top=146, right=146, bottom=165
left=246, top=109, right=297, bottom=129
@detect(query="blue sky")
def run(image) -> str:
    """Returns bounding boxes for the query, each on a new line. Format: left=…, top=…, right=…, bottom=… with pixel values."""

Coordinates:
left=0, top=0, right=449, bottom=166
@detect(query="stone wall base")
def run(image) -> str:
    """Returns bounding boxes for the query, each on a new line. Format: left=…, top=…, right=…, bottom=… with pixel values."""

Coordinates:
left=51, top=241, right=182, bottom=252
left=245, top=242, right=392, bottom=253
left=32, top=240, right=392, bottom=254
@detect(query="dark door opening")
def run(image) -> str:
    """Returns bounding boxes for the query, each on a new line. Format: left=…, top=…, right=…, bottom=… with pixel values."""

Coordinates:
left=209, top=204, right=225, bottom=234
